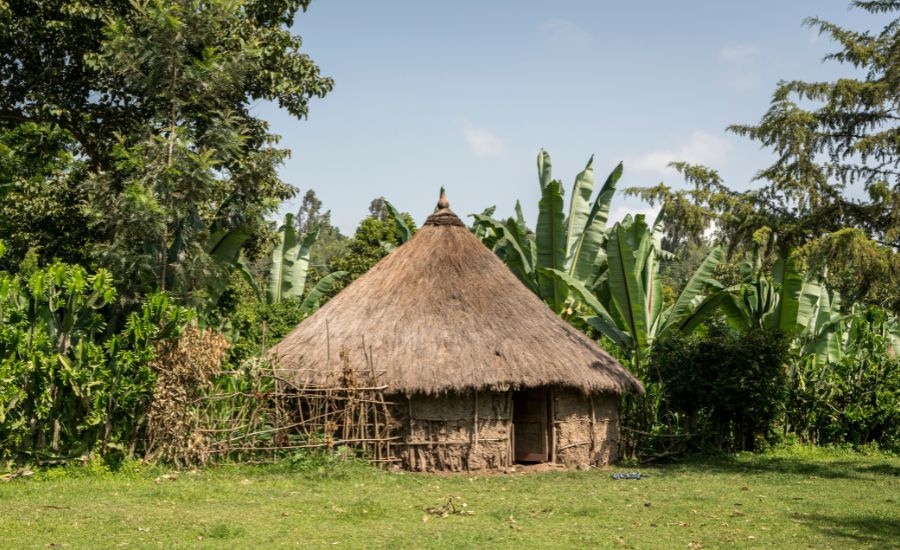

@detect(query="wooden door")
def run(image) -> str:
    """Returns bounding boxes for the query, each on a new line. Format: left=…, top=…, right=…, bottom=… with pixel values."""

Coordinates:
left=513, top=389, right=549, bottom=462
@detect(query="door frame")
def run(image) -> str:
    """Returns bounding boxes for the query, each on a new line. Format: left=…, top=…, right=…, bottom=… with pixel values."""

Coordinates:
left=511, top=388, right=551, bottom=463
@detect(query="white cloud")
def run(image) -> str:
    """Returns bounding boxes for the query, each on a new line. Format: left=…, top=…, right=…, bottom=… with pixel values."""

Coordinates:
left=625, top=131, right=730, bottom=176
left=464, top=124, right=505, bottom=157
left=539, top=18, right=592, bottom=48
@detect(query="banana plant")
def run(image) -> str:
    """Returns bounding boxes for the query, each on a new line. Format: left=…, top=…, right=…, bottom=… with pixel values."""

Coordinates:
left=684, top=248, right=826, bottom=336
left=471, top=150, right=623, bottom=313
left=265, top=213, right=347, bottom=313
left=207, top=227, right=255, bottom=304
left=682, top=246, right=864, bottom=367
left=472, top=151, right=726, bottom=365
left=543, top=213, right=726, bottom=369
left=267, top=213, right=318, bottom=305
left=379, top=200, right=414, bottom=253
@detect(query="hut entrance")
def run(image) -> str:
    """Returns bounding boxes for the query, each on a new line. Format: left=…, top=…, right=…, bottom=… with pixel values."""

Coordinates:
left=512, top=389, right=550, bottom=463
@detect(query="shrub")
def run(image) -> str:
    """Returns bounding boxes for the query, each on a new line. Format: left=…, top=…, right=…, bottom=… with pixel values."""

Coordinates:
left=0, top=262, right=192, bottom=466
left=787, top=308, right=900, bottom=452
left=652, top=324, right=791, bottom=451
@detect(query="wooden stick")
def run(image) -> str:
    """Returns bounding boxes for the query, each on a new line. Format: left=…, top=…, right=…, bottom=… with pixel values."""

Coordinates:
left=470, top=390, right=479, bottom=471
left=589, top=394, right=597, bottom=460
left=549, top=388, right=556, bottom=465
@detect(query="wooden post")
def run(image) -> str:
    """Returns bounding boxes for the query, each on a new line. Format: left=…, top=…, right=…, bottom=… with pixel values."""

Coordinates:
left=366, top=347, right=381, bottom=464
left=407, top=395, right=415, bottom=471
left=468, top=391, right=479, bottom=472
left=549, top=388, right=556, bottom=465
left=506, top=391, right=513, bottom=467
left=589, top=394, right=597, bottom=464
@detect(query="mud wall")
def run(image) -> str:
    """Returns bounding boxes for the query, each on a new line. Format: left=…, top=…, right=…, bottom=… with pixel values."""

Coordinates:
left=391, top=391, right=512, bottom=472
left=552, top=389, right=619, bottom=466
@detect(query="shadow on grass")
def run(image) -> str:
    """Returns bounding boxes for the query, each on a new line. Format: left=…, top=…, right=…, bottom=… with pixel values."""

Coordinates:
left=657, top=454, right=899, bottom=481
left=792, top=513, right=900, bottom=548
left=856, top=462, right=900, bottom=477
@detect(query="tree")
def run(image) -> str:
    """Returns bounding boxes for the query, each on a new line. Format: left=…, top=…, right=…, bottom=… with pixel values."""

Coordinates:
left=330, top=203, right=415, bottom=283
left=368, top=197, right=389, bottom=221
left=627, top=2, right=900, bottom=311
left=0, top=122, right=92, bottom=269
left=0, top=0, right=333, bottom=306
left=294, top=189, right=347, bottom=275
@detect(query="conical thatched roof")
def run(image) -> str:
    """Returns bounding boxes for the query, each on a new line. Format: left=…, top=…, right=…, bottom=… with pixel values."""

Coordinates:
left=270, top=197, right=643, bottom=396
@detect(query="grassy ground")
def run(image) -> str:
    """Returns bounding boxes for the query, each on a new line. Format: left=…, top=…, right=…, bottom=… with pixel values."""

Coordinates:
left=1, top=446, right=898, bottom=549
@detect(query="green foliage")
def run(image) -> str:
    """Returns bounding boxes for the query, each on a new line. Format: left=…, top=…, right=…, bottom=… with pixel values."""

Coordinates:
left=0, top=0, right=333, bottom=305
left=266, top=213, right=319, bottom=305
left=652, top=325, right=791, bottom=451
left=225, top=294, right=323, bottom=367
left=0, top=261, right=192, bottom=465
left=330, top=206, right=415, bottom=284
left=0, top=123, right=93, bottom=269
left=383, top=200, right=413, bottom=246
left=788, top=307, right=900, bottom=452
left=294, top=189, right=348, bottom=276
left=472, top=150, right=622, bottom=313
left=473, top=151, right=727, bottom=373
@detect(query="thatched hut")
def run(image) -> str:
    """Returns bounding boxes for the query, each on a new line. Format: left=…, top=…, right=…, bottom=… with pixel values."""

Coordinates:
left=270, top=195, right=643, bottom=471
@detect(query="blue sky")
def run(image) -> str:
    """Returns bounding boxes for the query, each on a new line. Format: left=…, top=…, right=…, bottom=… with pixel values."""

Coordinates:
left=255, top=1, right=890, bottom=234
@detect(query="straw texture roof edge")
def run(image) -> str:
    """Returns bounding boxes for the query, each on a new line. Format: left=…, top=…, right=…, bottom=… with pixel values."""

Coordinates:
left=270, top=206, right=644, bottom=396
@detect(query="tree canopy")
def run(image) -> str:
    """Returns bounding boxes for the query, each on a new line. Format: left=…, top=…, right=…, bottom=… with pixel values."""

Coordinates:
left=627, top=0, right=900, bottom=311
left=0, top=0, right=332, bottom=305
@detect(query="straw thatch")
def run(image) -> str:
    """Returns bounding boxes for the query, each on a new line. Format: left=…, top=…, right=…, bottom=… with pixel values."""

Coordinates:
left=270, top=200, right=643, bottom=396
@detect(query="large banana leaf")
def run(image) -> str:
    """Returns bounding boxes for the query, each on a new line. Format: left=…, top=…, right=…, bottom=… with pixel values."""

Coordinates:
left=809, top=289, right=844, bottom=365
left=569, top=163, right=623, bottom=282
left=299, top=271, right=348, bottom=314
left=629, top=215, right=652, bottom=279
left=207, top=228, right=251, bottom=304
left=771, top=256, right=804, bottom=333
left=472, top=206, right=497, bottom=241
left=384, top=200, right=412, bottom=244
left=289, top=228, right=319, bottom=299
left=471, top=214, right=538, bottom=293
left=267, top=213, right=298, bottom=304
left=538, top=267, right=632, bottom=351
left=659, top=245, right=725, bottom=335
left=642, top=212, right=667, bottom=334
left=209, top=228, right=250, bottom=266
left=796, top=276, right=823, bottom=333
left=267, top=215, right=319, bottom=304
left=769, top=254, right=825, bottom=335
left=676, top=292, right=724, bottom=333
left=697, top=291, right=754, bottom=333
left=537, top=149, right=553, bottom=190
left=606, top=223, right=648, bottom=352
left=564, top=156, right=594, bottom=265
left=236, top=254, right=260, bottom=300
left=514, top=200, right=527, bottom=233
left=536, top=179, right=568, bottom=310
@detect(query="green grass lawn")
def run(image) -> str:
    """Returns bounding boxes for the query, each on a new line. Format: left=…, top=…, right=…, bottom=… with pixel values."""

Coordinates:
left=1, top=446, right=898, bottom=549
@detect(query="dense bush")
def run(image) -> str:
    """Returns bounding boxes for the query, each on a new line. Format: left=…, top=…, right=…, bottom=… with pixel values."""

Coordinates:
left=0, top=261, right=192, bottom=466
left=651, top=324, right=791, bottom=451
left=787, top=308, right=900, bottom=452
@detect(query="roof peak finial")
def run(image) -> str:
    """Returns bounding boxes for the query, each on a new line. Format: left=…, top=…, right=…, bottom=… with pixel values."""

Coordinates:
left=437, top=187, right=449, bottom=210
